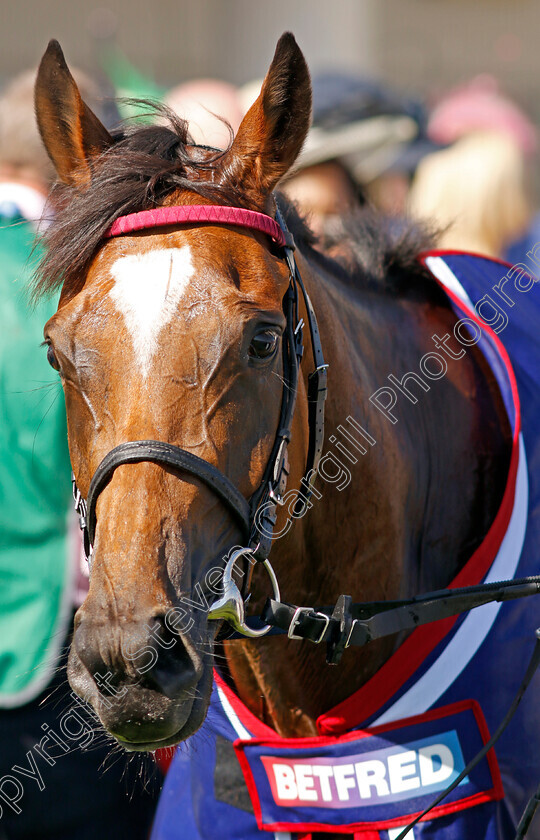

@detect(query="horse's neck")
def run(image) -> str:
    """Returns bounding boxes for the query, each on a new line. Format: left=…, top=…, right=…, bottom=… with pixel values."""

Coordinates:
left=223, top=250, right=512, bottom=736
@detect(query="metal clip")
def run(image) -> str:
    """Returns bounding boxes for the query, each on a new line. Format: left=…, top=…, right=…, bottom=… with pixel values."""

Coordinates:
left=71, top=473, right=88, bottom=521
left=326, top=594, right=353, bottom=665
left=208, top=548, right=281, bottom=638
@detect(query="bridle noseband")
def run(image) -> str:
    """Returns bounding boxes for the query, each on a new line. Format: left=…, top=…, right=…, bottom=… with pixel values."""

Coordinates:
left=73, top=200, right=328, bottom=636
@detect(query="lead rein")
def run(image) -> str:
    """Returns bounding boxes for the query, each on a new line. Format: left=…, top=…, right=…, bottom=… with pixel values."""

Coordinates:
left=260, top=576, right=540, bottom=664
left=395, top=628, right=540, bottom=840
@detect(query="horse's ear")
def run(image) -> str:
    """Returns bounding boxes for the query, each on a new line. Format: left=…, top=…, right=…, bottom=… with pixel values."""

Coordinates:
left=34, top=40, right=112, bottom=188
left=222, top=32, right=311, bottom=197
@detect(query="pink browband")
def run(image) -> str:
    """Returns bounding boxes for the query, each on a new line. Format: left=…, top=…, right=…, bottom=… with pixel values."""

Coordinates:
left=105, top=205, right=287, bottom=248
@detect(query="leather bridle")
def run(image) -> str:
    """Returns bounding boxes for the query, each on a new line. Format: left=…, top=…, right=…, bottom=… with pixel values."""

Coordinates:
left=72, top=200, right=328, bottom=614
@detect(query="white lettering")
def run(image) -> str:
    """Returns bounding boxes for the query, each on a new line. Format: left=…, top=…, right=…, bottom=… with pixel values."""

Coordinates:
left=273, top=764, right=297, bottom=801
left=295, top=765, right=317, bottom=801
left=355, top=759, right=390, bottom=799
left=267, top=737, right=458, bottom=808
left=419, top=744, right=454, bottom=787
left=388, top=750, right=420, bottom=794
left=333, top=763, right=357, bottom=801
left=311, top=765, right=334, bottom=802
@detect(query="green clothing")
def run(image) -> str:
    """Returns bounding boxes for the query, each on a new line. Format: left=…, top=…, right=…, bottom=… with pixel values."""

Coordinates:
left=0, top=214, right=72, bottom=706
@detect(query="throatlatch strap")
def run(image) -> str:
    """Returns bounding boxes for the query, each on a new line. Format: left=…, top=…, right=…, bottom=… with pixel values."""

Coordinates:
left=296, top=269, right=328, bottom=497
left=248, top=279, right=301, bottom=560
left=274, top=201, right=328, bottom=500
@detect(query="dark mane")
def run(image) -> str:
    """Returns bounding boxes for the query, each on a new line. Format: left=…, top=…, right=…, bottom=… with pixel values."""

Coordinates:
left=34, top=104, right=244, bottom=300
left=34, top=102, right=440, bottom=303
left=280, top=200, right=445, bottom=304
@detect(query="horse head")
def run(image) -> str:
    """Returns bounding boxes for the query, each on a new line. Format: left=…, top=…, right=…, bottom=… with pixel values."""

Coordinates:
left=34, top=34, right=312, bottom=749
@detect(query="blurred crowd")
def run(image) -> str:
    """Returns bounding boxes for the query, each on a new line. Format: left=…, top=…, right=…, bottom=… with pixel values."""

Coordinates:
left=160, top=63, right=538, bottom=263
left=0, top=43, right=538, bottom=840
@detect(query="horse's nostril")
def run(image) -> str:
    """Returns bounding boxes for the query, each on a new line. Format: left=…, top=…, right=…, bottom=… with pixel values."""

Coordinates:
left=73, top=620, right=106, bottom=679
left=142, top=615, right=202, bottom=699
left=72, top=613, right=203, bottom=702
left=146, top=662, right=198, bottom=699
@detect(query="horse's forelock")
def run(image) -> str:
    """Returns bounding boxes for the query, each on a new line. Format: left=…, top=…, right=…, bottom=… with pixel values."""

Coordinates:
left=32, top=103, right=248, bottom=303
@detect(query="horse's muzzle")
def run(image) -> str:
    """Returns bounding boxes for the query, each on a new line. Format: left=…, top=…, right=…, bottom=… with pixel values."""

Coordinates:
left=67, top=610, right=212, bottom=749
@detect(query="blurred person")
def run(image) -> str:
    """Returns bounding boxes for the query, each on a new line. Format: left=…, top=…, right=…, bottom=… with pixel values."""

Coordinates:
left=366, top=117, right=443, bottom=217
left=408, top=130, right=531, bottom=258
left=366, top=170, right=411, bottom=216
left=100, top=43, right=167, bottom=121
left=282, top=160, right=359, bottom=241
left=0, top=68, right=159, bottom=840
left=164, top=78, right=243, bottom=149
left=267, top=72, right=430, bottom=245
left=425, top=75, right=538, bottom=265
left=428, top=75, right=537, bottom=156
left=505, top=207, right=540, bottom=270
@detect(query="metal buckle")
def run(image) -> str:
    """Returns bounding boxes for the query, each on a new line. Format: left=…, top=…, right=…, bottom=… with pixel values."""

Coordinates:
left=268, top=485, right=284, bottom=505
left=208, top=548, right=281, bottom=639
left=287, top=607, right=330, bottom=643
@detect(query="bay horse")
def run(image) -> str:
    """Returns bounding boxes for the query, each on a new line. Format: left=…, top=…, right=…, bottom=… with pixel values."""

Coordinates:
left=33, top=33, right=528, bottom=838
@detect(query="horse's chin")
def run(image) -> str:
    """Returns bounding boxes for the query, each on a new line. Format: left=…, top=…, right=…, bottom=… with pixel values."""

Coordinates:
left=67, top=648, right=214, bottom=752
left=115, top=689, right=211, bottom=751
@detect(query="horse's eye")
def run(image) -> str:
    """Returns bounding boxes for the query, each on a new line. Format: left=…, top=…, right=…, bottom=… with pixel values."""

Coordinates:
left=46, top=344, right=60, bottom=371
left=249, top=330, right=279, bottom=361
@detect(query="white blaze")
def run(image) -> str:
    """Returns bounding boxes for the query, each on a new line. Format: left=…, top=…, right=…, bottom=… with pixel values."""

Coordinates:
left=110, top=246, right=195, bottom=376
